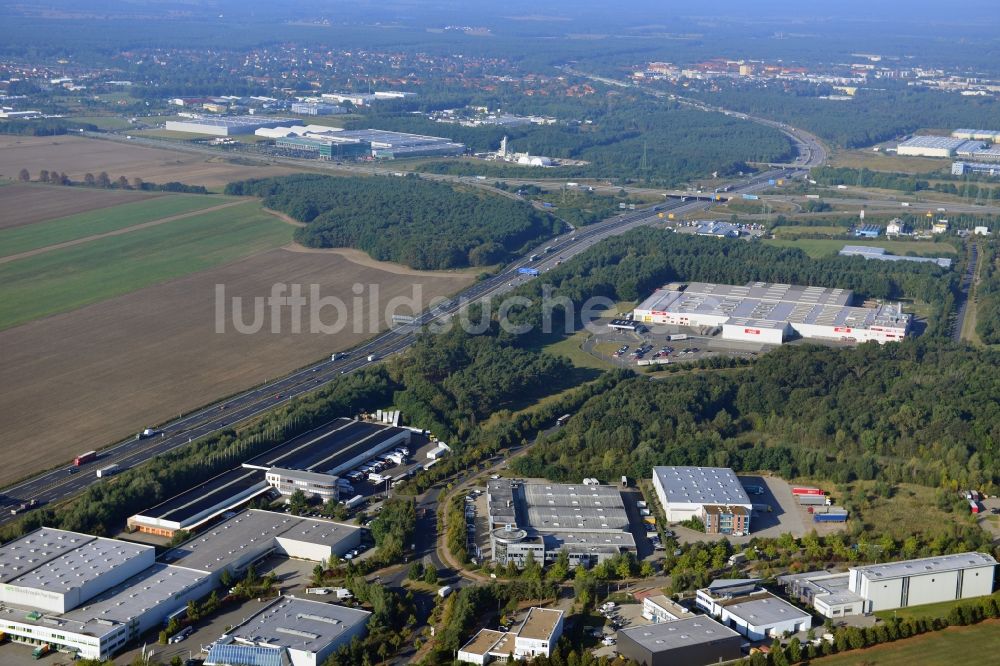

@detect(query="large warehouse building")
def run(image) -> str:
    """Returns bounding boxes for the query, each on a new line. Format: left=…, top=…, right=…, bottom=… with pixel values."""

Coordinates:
left=128, top=418, right=413, bottom=537
left=0, top=513, right=360, bottom=660
left=486, top=479, right=636, bottom=567
left=652, top=466, right=753, bottom=536
left=274, top=128, right=465, bottom=159
left=896, top=136, right=967, bottom=157
left=633, top=282, right=911, bottom=345
left=616, top=617, right=742, bottom=666
left=779, top=552, right=997, bottom=617
left=165, top=115, right=294, bottom=136
left=839, top=245, right=952, bottom=269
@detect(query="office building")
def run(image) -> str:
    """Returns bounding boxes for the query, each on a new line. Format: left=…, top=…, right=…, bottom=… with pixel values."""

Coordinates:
left=652, top=467, right=753, bottom=535
left=641, top=593, right=695, bottom=624
left=952, top=161, right=1000, bottom=177
left=616, top=617, right=742, bottom=666
left=633, top=282, right=911, bottom=345
left=486, top=479, right=636, bottom=568
left=291, top=102, right=346, bottom=116
left=696, top=579, right=811, bottom=641
left=456, top=607, right=563, bottom=664
left=205, top=596, right=370, bottom=666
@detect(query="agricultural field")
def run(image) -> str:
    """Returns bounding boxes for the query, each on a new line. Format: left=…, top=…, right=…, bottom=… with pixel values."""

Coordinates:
left=0, top=246, right=475, bottom=485
left=0, top=193, right=228, bottom=257
left=0, top=182, right=161, bottom=229
left=812, top=620, right=1000, bottom=666
left=0, top=200, right=291, bottom=329
left=0, top=134, right=302, bottom=191
left=764, top=237, right=958, bottom=259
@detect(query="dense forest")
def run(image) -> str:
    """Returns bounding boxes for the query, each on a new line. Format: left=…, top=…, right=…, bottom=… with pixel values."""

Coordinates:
left=975, top=240, right=1000, bottom=344
left=512, top=341, right=1000, bottom=491
left=349, top=99, right=794, bottom=186
left=225, top=174, right=556, bottom=269
left=685, top=82, right=1000, bottom=148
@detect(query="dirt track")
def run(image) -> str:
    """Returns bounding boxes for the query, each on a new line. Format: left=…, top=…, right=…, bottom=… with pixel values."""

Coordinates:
left=0, top=247, right=474, bottom=484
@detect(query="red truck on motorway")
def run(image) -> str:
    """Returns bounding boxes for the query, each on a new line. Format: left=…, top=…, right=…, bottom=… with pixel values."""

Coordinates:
left=74, top=451, right=98, bottom=466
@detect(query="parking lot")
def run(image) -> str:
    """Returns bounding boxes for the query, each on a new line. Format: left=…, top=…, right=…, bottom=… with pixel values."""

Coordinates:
left=590, top=600, right=653, bottom=659
left=582, top=326, right=773, bottom=370
left=339, top=432, right=439, bottom=506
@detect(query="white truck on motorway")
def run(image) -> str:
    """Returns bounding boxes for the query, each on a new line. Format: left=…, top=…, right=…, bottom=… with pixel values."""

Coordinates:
left=367, top=354, right=377, bottom=362
left=96, top=464, right=120, bottom=478
left=668, top=334, right=689, bottom=341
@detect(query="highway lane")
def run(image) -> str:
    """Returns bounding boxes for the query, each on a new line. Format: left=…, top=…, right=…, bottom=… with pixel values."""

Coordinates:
left=0, top=165, right=796, bottom=522
left=953, top=242, right=980, bottom=342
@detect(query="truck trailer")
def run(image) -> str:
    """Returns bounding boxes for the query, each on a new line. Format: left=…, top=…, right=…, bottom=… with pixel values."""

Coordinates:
left=792, top=486, right=824, bottom=496
left=813, top=511, right=848, bottom=523
left=74, top=450, right=98, bottom=466
left=96, top=464, right=120, bottom=478
left=797, top=494, right=831, bottom=506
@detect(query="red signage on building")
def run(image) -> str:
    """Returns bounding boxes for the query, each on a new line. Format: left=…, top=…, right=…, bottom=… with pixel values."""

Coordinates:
left=834, top=326, right=852, bottom=333
left=744, top=328, right=761, bottom=335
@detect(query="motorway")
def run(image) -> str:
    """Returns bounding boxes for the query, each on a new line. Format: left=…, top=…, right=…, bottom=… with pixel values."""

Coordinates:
left=953, top=242, right=980, bottom=342
left=0, top=162, right=799, bottom=522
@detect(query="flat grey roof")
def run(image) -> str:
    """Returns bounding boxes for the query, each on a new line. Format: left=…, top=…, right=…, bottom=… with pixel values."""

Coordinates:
left=229, top=596, right=370, bottom=653
left=854, top=552, right=997, bottom=580
left=526, top=507, right=630, bottom=532
left=541, top=530, right=636, bottom=551
left=620, top=616, right=739, bottom=652
left=0, top=528, right=152, bottom=591
left=517, top=607, right=563, bottom=641
left=169, top=115, right=293, bottom=128
left=840, top=245, right=952, bottom=269
left=721, top=593, right=811, bottom=626
left=163, top=510, right=359, bottom=572
left=654, top=467, right=752, bottom=507
left=898, top=136, right=966, bottom=150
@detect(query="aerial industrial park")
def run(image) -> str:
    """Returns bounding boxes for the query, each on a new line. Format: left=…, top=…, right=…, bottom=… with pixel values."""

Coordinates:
left=0, top=2, right=998, bottom=665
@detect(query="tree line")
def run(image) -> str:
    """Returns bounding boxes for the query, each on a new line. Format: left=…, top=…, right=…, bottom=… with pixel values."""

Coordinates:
left=17, top=168, right=208, bottom=193
left=225, top=173, right=557, bottom=270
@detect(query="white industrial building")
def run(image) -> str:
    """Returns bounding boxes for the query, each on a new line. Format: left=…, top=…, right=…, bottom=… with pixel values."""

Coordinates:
left=165, top=115, right=294, bottom=136
left=896, top=136, right=967, bottom=157
left=0, top=512, right=363, bottom=660
left=652, top=466, right=753, bottom=535
left=696, top=579, right=811, bottom=641
left=839, top=245, right=952, bottom=269
left=633, top=282, right=911, bottom=345
left=163, top=510, right=361, bottom=584
left=321, top=92, right=377, bottom=106
left=205, top=596, right=370, bottom=666
left=641, top=594, right=695, bottom=624
left=291, top=102, right=346, bottom=116
left=779, top=552, right=997, bottom=618
left=952, top=128, right=1000, bottom=142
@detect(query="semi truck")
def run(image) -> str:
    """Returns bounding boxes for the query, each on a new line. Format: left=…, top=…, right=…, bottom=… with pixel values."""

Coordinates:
left=74, top=450, right=98, bottom=466
left=344, top=495, right=365, bottom=509
left=518, top=267, right=540, bottom=276
left=813, top=511, right=848, bottom=523
left=667, top=334, right=688, bottom=341
left=33, top=644, right=51, bottom=659
left=96, top=464, right=120, bottom=478
left=10, top=500, right=37, bottom=516
left=791, top=486, right=824, bottom=496
left=136, top=428, right=156, bottom=439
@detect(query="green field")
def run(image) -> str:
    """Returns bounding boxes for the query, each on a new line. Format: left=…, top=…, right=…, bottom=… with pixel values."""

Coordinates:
left=67, top=115, right=134, bottom=130
left=812, top=620, right=1000, bottom=666
left=772, top=225, right=850, bottom=238
left=764, top=237, right=958, bottom=259
left=0, top=202, right=291, bottom=329
left=0, top=195, right=227, bottom=257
